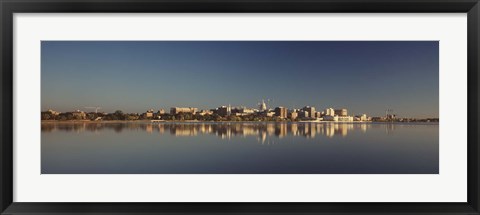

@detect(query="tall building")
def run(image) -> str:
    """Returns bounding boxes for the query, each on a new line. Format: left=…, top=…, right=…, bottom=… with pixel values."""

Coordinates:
left=274, top=107, right=287, bottom=119
left=324, top=108, right=335, bottom=117
left=170, top=107, right=198, bottom=115
left=289, top=111, right=298, bottom=120
left=302, top=106, right=316, bottom=118
left=335, top=108, right=348, bottom=116
left=258, top=100, right=267, bottom=112
left=299, top=110, right=309, bottom=118
left=217, top=105, right=232, bottom=117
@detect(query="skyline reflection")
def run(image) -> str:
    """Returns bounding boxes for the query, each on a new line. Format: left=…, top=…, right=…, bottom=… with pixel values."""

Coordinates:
left=41, top=122, right=434, bottom=143
left=42, top=122, right=439, bottom=174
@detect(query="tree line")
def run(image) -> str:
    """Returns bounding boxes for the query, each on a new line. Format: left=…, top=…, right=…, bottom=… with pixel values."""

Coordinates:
left=41, top=110, right=295, bottom=122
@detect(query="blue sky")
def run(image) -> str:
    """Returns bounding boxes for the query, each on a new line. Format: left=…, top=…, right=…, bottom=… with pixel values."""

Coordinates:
left=41, top=41, right=439, bottom=118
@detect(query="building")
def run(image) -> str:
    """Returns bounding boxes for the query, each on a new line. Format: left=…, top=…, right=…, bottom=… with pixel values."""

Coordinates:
left=315, top=112, right=323, bottom=118
left=71, top=110, right=86, bottom=120
left=170, top=107, right=198, bottom=115
left=274, top=107, right=287, bottom=118
left=153, top=109, right=165, bottom=119
left=298, top=110, right=309, bottom=118
left=302, top=106, right=316, bottom=118
left=258, top=100, right=267, bottom=112
left=47, top=109, right=61, bottom=116
left=355, top=114, right=368, bottom=121
left=197, top=110, right=213, bottom=116
left=386, top=113, right=396, bottom=120
left=323, top=115, right=338, bottom=121
left=143, top=109, right=154, bottom=118
left=289, top=111, right=298, bottom=120
left=324, top=108, right=335, bottom=117
left=337, top=116, right=354, bottom=122
left=322, top=115, right=352, bottom=122
left=232, top=107, right=255, bottom=116
left=371, top=117, right=384, bottom=122
left=266, top=111, right=275, bottom=117
left=335, top=109, right=348, bottom=116
left=217, top=105, right=232, bottom=117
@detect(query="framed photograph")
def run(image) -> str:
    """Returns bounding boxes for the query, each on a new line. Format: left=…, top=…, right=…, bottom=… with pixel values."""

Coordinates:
left=1, top=0, right=479, bottom=214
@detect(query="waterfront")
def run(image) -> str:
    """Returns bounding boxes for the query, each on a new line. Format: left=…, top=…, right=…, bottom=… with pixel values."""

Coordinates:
left=41, top=122, right=439, bottom=174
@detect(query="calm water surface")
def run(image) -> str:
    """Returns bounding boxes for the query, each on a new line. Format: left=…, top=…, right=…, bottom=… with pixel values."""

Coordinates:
left=41, top=122, right=439, bottom=174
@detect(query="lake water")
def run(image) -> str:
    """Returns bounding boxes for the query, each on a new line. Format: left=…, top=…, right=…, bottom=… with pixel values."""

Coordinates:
left=41, top=122, right=439, bottom=174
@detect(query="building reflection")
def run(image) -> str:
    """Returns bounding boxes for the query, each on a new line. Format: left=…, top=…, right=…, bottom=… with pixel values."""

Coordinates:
left=41, top=122, right=388, bottom=141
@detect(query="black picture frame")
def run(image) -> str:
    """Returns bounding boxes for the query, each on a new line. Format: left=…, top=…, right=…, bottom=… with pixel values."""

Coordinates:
left=1, top=0, right=479, bottom=214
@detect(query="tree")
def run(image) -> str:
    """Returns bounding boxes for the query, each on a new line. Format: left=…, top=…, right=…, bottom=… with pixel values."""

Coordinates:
left=41, top=112, right=51, bottom=120
left=66, top=113, right=74, bottom=120
left=114, top=110, right=125, bottom=120
left=184, top=113, right=193, bottom=120
left=227, top=115, right=239, bottom=121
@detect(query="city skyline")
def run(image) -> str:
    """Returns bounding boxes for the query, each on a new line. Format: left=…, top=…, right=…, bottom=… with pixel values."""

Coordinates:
left=41, top=41, right=439, bottom=118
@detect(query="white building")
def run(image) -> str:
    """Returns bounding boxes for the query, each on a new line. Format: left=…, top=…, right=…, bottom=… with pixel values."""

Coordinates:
left=259, top=100, right=267, bottom=112
left=323, top=115, right=338, bottom=121
left=361, top=114, right=368, bottom=121
left=337, top=116, right=354, bottom=122
left=323, top=115, right=353, bottom=122
left=324, top=108, right=335, bottom=116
